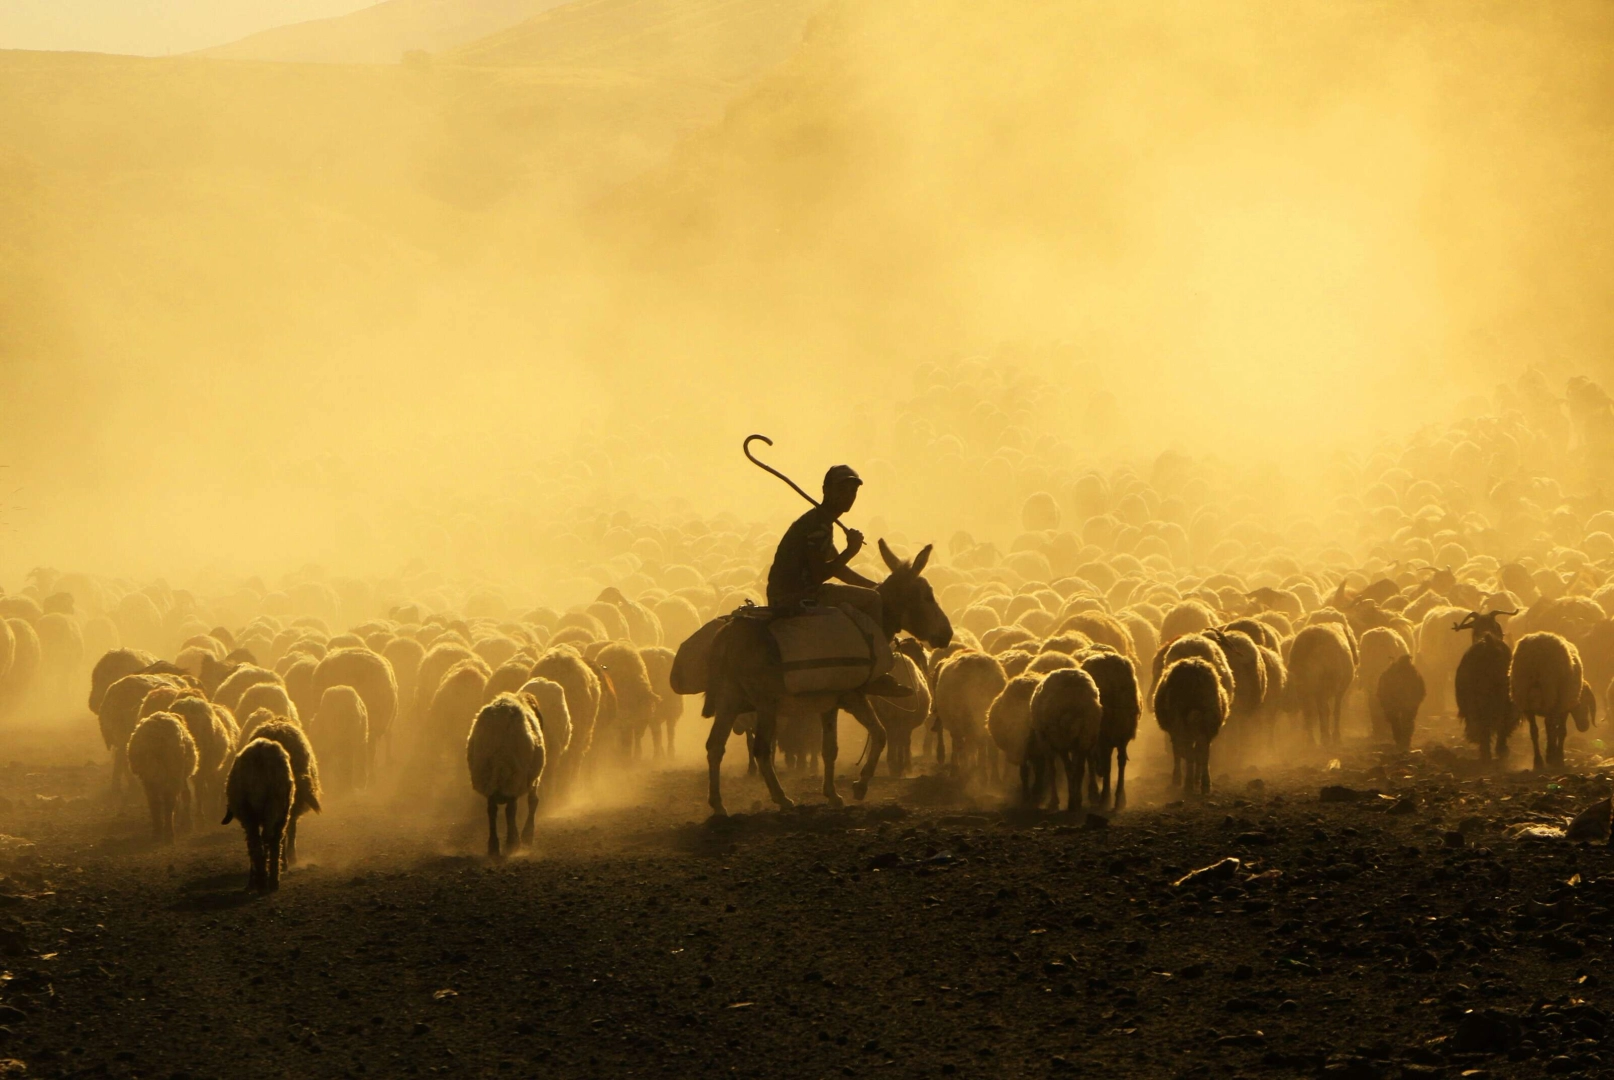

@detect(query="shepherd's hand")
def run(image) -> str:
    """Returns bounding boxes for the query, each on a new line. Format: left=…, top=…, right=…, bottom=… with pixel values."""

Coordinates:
left=844, top=529, right=865, bottom=556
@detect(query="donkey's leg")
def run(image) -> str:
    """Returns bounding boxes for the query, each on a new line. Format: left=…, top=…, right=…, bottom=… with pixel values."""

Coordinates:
left=753, top=703, right=795, bottom=810
left=842, top=694, right=886, bottom=802
left=820, top=707, right=843, bottom=807
left=706, top=710, right=738, bottom=817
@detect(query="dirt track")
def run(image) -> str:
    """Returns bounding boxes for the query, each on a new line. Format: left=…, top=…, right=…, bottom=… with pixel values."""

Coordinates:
left=1, top=716, right=1613, bottom=1080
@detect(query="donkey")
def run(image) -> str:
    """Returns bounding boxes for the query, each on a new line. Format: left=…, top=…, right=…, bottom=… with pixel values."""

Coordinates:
left=702, top=540, right=952, bottom=817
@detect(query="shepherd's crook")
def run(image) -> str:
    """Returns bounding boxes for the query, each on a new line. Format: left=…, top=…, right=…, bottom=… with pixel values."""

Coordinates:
left=742, top=434, right=852, bottom=539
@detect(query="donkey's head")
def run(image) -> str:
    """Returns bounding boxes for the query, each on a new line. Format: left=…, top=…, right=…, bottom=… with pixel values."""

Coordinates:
left=876, top=539, right=953, bottom=649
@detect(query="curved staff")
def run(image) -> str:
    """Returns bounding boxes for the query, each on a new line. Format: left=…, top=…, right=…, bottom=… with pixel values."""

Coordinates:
left=743, top=434, right=852, bottom=540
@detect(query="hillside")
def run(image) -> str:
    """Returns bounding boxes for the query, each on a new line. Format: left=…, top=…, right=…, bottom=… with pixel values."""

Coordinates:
left=198, top=0, right=570, bottom=64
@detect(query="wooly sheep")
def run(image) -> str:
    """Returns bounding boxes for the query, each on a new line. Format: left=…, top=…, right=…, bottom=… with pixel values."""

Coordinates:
left=414, top=658, right=491, bottom=776
left=1573, top=680, right=1598, bottom=736
left=871, top=653, right=932, bottom=778
left=381, top=635, right=425, bottom=722
left=223, top=739, right=295, bottom=893
left=1285, top=624, right=1356, bottom=746
left=515, top=677, right=572, bottom=789
left=483, top=659, right=535, bottom=703
left=639, top=645, right=685, bottom=759
left=35, top=611, right=84, bottom=707
left=1455, top=628, right=1515, bottom=762
left=214, top=665, right=283, bottom=716
left=251, top=720, right=322, bottom=866
left=310, top=686, right=369, bottom=794
left=312, top=647, right=398, bottom=767
left=1080, top=649, right=1140, bottom=811
left=1376, top=655, right=1426, bottom=751
left=0, top=617, right=41, bottom=717
left=1154, top=656, right=1229, bottom=794
left=236, top=682, right=299, bottom=728
left=166, top=694, right=235, bottom=819
left=1510, top=631, right=1584, bottom=769
left=934, top=651, right=1009, bottom=779
left=412, top=641, right=476, bottom=726
left=126, top=711, right=198, bottom=842
left=89, top=648, right=154, bottom=714
left=987, top=674, right=1041, bottom=800
left=1026, top=666, right=1104, bottom=811
left=100, top=672, right=188, bottom=797
left=1356, top=626, right=1410, bottom=740
left=529, top=647, right=602, bottom=787
left=1160, top=601, right=1218, bottom=646
left=467, top=692, right=547, bottom=857
left=1027, top=651, right=1076, bottom=675
left=1415, top=605, right=1472, bottom=715
left=239, top=706, right=283, bottom=746
left=1208, top=628, right=1265, bottom=735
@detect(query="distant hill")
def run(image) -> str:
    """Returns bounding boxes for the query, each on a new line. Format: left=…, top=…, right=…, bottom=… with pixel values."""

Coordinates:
left=450, top=0, right=826, bottom=86
left=197, top=0, right=571, bottom=64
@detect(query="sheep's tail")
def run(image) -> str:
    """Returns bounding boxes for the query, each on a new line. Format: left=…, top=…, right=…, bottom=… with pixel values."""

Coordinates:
left=306, top=787, right=322, bottom=814
left=221, top=809, right=234, bottom=825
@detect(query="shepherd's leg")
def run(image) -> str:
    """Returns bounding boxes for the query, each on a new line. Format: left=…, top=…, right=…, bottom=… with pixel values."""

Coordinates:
left=753, top=703, right=795, bottom=810
left=707, top=710, right=737, bottom=816
left=842, top=694, right=886, bottom=802
left=820, top=706, right=843, bottom=807
left=486, top=797, right=501, bottom=857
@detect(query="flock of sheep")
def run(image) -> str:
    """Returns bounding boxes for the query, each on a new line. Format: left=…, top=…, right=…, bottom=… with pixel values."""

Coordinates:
left=3, top=363, right=1614, bottom=889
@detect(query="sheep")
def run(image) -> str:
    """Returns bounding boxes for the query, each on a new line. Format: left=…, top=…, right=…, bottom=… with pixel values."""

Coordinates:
left=250, top=720, right=321, bottom=866
left=0, top=617, right=41, bottom=717
left=213, top=664, right=282, bottom=716
left=1455, top=626, right=1516, bottom=763
left=412, top=641, right=476, bottom=726
left=126, top=711, right=198, bottom=842
left=239, top=706, right=282, bottom=745
left=987, top=674, right=1041, bottom=801
left=1510, top=631, right=1584, bottom=769
left=529, top=647, right=601, bottom=788
left=235, top=682, right=299, bottom=728
left=35, top=612, right=83, bottom=709
left=934, top=651, right=1008, bottom=778
left=99, top=672, right=187, bottom=797
left=1208, top=628, right=1265, bottom=746
left=1376, top=655, right=1425, bottom=751
left=311, top=647, right=398, bottom=768
left=1025, top=666, right=1104, bottom=810
left=1151, top=633, right=1233, bottom=701
left=88, top=647, right=154, bottom=714
left=1080, top=649, right=1140, bottom=810
left=1355, top=626, right=1410, bottom=741
left=382, top=635, right=425, bottom=723
left=516, top=677, right=572, bottom=791
left=309, top=686, right=368, bottom=794
left=467, top=692, right=547, bottom=857
left=595, top=642, right=659, bottom=761
left=1153, top=656, right=1228, bottom=795
left=639, top=645, right=684, bottom=758
left=166, top=694, right=235, bottom=818
left=872, top=652, right=932, bottom=778
left=223, top=738, right=295, bottom=894
left=1286, top=624, right=1356, bottom=746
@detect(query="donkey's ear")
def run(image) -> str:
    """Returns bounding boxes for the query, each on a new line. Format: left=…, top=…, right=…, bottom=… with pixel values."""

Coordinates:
left=878, top=538, right=903, bottom=573
left=913, top=544, right=933, bottom=575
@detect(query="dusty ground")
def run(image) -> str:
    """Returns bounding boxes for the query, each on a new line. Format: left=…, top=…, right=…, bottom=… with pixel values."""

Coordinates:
left=0, top=712, right=1612, bottom=1080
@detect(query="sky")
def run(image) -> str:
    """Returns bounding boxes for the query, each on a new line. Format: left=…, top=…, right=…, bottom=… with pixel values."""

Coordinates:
left=0, top=0, right=372, bottom=55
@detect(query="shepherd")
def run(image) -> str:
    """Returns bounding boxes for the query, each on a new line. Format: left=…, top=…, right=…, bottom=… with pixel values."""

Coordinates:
left=681, top=436, right=954, bottom=817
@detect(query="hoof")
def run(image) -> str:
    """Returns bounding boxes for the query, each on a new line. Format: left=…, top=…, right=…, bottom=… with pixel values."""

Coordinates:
left=708, top=803, right=728, bottom=819
left=851, top=778, right=869, bottom=801
left=824, top=792, right=845, bottom=809
left=772, top=795, right=797, bottom=811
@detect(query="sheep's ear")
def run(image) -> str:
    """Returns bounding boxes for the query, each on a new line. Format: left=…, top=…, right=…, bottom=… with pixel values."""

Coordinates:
left=913, top=544, right=933, bottom=575
left=878, top=538, right=903, bottom=573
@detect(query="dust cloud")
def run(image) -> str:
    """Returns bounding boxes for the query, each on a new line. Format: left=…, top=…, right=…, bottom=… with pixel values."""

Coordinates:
left=0, top=0, right=1610, bottom=593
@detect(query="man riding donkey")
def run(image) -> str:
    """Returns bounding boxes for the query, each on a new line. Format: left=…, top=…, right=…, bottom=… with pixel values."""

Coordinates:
left=672, top=437, right=953, bottom=817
